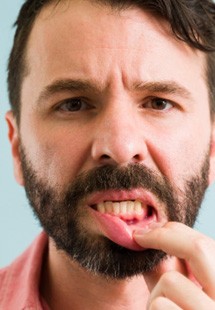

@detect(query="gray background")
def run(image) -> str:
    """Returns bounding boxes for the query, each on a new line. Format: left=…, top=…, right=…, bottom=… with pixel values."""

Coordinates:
left=0, top=0, right=214, bottom=268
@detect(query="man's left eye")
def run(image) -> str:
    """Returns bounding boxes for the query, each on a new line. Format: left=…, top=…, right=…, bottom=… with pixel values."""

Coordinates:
left=144, top=98, right=173, bottom=111
left=57, top=98, right=90, bottom=112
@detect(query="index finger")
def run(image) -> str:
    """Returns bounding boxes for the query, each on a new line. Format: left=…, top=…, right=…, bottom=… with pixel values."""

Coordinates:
left=133, top=222, right=215, bottom=299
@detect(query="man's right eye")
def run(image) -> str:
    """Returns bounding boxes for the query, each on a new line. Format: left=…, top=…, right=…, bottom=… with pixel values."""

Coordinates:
left=57, top=98, right=89, bottom=112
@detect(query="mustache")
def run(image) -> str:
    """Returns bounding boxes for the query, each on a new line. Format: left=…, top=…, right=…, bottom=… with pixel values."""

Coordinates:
left=64, top=164, right=176, bottom=207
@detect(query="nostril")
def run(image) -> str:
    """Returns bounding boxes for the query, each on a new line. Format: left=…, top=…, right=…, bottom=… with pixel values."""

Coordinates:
left=98, top=154, right=114, bottom=165
left=133, top=153, right=144, bottom=162
left=101, top=154, right=111, bottom=160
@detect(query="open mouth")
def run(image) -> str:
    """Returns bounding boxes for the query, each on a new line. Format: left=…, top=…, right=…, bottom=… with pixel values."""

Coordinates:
left=91, top=200, right=157, bottom=226
left=86, top=189, right=164, bottom=250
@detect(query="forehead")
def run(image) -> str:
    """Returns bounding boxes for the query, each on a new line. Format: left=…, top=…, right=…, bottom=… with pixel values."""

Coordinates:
left=30, top=0, right=175, bottom=54
left=22, top=0, right=208, bottom=105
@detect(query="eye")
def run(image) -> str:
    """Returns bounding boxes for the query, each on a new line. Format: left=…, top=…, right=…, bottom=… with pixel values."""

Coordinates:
left=57, top=98, right=90, bottom=112
left=143, top=97, right=173, bottom=111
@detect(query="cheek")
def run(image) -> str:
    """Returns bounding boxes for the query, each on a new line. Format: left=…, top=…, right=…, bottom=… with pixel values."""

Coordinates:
left=22, top=127, right=91, bottom=187
left=149, top=120, right=211, bottom=187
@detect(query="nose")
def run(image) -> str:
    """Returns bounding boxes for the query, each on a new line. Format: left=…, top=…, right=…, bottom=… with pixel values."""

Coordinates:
left=91, top=99, right=148, bottom=166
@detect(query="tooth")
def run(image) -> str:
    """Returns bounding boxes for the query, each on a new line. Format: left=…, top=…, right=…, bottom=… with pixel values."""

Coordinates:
left=119, top=201, right=127, bottom=214
left=105, top=201, right=113, bottom=213
left=125, top=201, right=134, bottom=220
left=113, top=202, right=120, bottom=215
left=135, top=201, right=143, bottom=215
left=97, top=203, right=105, bottom=213
left=127, top=201, right=134, bottom=214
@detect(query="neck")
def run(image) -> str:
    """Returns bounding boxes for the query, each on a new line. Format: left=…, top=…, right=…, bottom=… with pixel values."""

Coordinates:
left=41, top=239, right=150, bottom=310
left=41, top=238, right=188, bottom=310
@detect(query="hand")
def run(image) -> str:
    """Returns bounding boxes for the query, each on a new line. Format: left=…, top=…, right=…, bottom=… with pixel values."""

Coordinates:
left=133, top=222, right=215, bottom=309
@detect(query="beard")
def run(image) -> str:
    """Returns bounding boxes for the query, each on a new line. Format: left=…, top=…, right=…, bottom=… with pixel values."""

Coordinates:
left=20, top=146, right=209, bottom=280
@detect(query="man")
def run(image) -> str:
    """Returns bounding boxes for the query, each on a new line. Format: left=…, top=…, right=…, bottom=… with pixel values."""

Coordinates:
left=1, top=0, right=215, bottom=308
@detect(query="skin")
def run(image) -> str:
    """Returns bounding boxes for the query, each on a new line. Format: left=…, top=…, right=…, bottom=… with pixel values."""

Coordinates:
left=6, top=0, right=215, bottom=309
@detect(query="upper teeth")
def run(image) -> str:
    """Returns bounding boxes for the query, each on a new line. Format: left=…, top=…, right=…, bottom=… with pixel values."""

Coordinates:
left=97, top=200, right=147, bottom=221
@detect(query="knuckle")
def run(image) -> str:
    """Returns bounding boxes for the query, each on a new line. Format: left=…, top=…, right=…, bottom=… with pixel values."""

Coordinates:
left=149, top=297, right=168, bottom=310
left=192, top=235, right=213, bottom=256
left=159, top=270, right=180, bottom=288
left=165, top=221, right=182, bottom=230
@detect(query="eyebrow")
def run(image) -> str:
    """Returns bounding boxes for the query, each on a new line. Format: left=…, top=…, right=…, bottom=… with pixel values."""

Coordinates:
left=133, top=81, right=192, bottom=99
left=37, top=78, right=192, bottom=105
left=37, top=79, right=100, bottom=105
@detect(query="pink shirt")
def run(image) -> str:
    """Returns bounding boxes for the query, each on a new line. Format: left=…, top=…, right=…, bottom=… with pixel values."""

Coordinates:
left=0, top=232, right=50, bottom=310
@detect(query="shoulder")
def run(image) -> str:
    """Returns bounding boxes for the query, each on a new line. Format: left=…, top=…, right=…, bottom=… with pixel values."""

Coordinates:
left=0, top=232, right=48, bottom=307
left=0, top=266, right=8, bottom=293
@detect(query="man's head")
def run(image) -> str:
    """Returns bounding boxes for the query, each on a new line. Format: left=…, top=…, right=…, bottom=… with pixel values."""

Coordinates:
left=6, top=0, right=215, bottom=279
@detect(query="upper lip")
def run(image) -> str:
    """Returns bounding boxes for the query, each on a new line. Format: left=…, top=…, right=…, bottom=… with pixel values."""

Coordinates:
left=85, top=188, right=167, bottom=221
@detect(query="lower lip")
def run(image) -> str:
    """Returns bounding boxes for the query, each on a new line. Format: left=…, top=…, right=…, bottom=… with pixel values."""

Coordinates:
left=89, top=207, right=157, bottom=251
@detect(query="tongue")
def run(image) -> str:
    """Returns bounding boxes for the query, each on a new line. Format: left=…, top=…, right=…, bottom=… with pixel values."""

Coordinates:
left=91, top=210, right=145, bottom=251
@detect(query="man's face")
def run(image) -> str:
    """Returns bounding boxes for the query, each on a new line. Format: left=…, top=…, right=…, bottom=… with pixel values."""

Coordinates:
left=9, top=1, right=215, bottom=278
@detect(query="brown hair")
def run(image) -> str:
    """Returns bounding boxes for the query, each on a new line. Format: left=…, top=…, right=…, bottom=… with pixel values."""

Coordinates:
left=7, top=0, right=215, bottom=121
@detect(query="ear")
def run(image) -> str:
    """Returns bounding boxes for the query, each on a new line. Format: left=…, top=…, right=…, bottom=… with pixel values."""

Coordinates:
left=208, top=122, right=215, bottom=185
left=5, top=111, right=24, bottom=186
